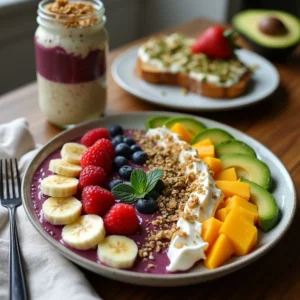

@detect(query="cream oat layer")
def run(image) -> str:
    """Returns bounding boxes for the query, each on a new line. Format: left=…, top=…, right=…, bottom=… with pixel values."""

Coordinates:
left=146, top=127, right=223, bottom=272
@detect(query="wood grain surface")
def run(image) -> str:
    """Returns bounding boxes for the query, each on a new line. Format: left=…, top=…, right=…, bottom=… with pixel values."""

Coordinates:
left=1, top=19, right=300, bottom=299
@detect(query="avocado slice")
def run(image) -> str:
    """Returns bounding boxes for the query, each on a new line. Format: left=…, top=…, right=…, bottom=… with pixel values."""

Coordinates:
left=146, top=116, right=170, bottom=129
left=164, top=117, right=206, bottom=136
left=191, top=128, right=233, bottom=145
left=220, top=153, right=271, bottom=189
left=233, top=10, right=300, bottom=59
left=241, top=178, right=280, bottom=232
left=215, top=140, right=256, bottom=158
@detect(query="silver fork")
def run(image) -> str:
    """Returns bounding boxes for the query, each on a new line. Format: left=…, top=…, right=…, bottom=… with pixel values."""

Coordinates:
left=0, top=159, right=28, bottom=300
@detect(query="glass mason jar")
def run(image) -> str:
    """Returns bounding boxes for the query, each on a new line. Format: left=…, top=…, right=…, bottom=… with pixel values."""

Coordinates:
left=35, top=0, right=108, bottom=128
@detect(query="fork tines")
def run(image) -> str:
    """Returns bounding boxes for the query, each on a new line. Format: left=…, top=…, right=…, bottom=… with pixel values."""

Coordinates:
left=0, top=159, right=21, bottom=201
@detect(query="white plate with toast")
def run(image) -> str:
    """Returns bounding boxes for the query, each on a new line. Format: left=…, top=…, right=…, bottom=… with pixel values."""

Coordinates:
left=111, top=46, right=279, bottom=112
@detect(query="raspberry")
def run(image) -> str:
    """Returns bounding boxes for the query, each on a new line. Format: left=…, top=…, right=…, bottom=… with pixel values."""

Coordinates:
left=93, top=139, right=115, bottom=160
left=79, top=165, right=107, bottom=189
left=104, top=203, right=139, bottom=234
left=82, top=186, right=115, bottom=216
left=80, top=146, right=112, bottom=173
left=81, top=128, right=110, bottom=147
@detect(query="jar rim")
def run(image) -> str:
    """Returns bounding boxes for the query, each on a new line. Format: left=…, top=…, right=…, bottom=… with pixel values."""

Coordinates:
left=37, top=0, right=105, bottom=27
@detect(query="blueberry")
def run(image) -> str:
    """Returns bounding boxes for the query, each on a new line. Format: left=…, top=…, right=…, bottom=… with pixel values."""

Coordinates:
left=109, top=124, right=124, bottom=137
left=115, top=143, right=131, bottom=158
left=108, top=179, right=123, bottom=191
left=136, top=198, right=158, bottom=214
left=146, top=189, right=160, bottom=200
left=130, top=144, right=142, bottom=153
left=112, top=135, right=124, bottom=147
left=119, top=165, right=134, bottom=180
left=123, top=137, right=136, bottom=146
left=132, top=151, right=148, bottom=165
left=154, top=179, right=164, bottom=193
left=112, top=156, right=128, bottom=171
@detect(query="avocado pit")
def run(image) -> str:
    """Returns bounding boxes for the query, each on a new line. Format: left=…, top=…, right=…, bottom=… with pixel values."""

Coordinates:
left=258, top=16, right=288, bottom=36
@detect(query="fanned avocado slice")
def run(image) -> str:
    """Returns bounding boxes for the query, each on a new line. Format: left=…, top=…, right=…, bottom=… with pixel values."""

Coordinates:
left=215, top=140, right=256, bottom=158
left=146, top=116, right=170, bottom=129
left=191, top=128, right=233, bottom=145
left=220, top=153, right=271, bottom=189
left=164, top=117, right=206, bottom=136
left=241, top=178, right=280, bottom=232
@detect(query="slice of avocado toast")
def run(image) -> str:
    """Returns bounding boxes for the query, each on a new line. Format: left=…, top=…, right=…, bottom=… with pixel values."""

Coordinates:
left=146, top=116, right=170, bottom=129
left=215, top=140, right=256, bottom=158
left=191, top=128, right=233, bottom=145
left=221, top=153, right=271, bottom=189
left=164, top=117, right=206, bottom=136
left=241, top=178, right=279, bottom=232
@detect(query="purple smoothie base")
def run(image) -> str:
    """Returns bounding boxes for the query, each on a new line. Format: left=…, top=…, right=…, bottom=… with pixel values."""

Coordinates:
left=30, top=130, right=187, bottom=275
left=35, top=39, right=106, bottom=84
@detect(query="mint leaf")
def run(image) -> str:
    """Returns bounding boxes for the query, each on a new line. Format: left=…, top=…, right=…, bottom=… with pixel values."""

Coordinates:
left=130, top=169, right=147, bottom=194
left=111, top=184, right=140, bottom=203
left=146, top=169, right=164, bottom=193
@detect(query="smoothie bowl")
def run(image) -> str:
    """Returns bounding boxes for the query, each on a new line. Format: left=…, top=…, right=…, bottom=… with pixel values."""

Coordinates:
left=22, top=112, right=296, bottom=286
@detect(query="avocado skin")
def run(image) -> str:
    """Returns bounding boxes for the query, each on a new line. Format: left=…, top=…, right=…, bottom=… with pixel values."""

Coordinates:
left=240, top=34, right=297, bottom=60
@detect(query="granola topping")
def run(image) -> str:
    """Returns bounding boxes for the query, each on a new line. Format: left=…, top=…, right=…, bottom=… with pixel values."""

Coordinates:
left=132, top=127, right=223, bottom=272
left=45, top=0, right=98, bottom=28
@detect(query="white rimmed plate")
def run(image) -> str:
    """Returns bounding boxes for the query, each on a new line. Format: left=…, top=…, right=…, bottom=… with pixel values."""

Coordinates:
left=111, top=47, right=279, bottom=111
left=22, top=111, right=296, bottom=287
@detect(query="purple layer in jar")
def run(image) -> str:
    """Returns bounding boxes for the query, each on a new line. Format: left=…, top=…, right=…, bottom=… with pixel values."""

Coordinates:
left=34, top=38, right=106, bottom=84
left=30, top=130, right=180, bottom=275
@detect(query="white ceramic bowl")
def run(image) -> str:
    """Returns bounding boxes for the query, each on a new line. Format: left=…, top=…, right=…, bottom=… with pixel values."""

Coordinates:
left=22, top=111, right=296, bottom=286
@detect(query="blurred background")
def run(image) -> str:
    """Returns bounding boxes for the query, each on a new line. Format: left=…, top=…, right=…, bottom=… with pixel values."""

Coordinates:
left=0, top=0, right=299, bottom=95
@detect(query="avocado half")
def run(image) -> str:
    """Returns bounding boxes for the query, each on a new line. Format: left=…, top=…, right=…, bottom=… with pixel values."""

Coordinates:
left=233, top=9, right=300, bottom=59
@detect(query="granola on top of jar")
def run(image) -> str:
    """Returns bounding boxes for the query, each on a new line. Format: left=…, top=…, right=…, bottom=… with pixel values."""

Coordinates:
left=45, top=0, right=98, bottom=28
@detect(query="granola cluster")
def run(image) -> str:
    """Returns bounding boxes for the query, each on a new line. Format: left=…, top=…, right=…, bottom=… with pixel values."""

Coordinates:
left=45, top=0, right=98, bottom=28
left=132, top=130, right=205, bottom=266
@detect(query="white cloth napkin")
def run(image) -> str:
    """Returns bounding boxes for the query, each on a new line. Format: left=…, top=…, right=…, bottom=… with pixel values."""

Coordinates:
left=0, top=119, right=100, bottom=300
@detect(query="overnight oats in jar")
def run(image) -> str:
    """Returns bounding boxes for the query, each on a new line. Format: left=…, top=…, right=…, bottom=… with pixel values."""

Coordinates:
left=35, top=0, right=108, bottom=127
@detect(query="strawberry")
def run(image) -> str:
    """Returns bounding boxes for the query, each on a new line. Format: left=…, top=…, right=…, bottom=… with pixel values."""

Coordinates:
left=191, top=26, right=234, bottom=59
left=81, top=186, right=115, bottom=216
left=93, top=139, right=115, bottom=160
left=80, top=146, right=112, bottom=173
left=79, top=165, right=107, bottom=189
left=81, top=128, right=110, bottom=147
left=104, top=203, right=139, bottom=234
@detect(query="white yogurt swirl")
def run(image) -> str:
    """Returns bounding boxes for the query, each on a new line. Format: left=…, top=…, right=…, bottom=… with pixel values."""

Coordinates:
left=146, top=127, right=223, bottom=272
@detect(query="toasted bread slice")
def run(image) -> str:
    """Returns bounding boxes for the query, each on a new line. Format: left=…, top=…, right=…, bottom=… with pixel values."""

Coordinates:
left=136, top=58, right=251, bottom=99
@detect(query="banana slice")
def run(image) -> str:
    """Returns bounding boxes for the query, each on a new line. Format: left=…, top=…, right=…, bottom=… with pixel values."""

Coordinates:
left=62, top=215, right=105, bottom=250
left=61, top=143, right=87, bottom=165
left=42, top=196, right=82, bottom=225
left=49, top=159, right=82, bottom=177
left=97, top=235, right=138, bottom=269
left=40, top=175, right=78, bottom=197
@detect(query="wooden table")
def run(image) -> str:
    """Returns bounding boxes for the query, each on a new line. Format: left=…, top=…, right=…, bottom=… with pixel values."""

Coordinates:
left=1, top=19, right=300, bottom=299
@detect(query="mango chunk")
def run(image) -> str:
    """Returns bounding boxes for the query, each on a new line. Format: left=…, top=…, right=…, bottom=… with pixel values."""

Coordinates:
left=225, top=195, right=258, bottom=212
left=215, top=180, right=251, bottom=200
left=215, top=167, right=237, bottom=181
left=220, top=208, right=258, bottom=256
left=215, top=207, right=231, bottom=222
left=204, top=233, right=235, bottom=269
left=201, top=218, right=223, bottom=251
left=170, top=123, right=193, bottom=143
left=217, top=200, right=226, bottom=210
left=192, top=138, right=213, bottom=147
left=194, top=145, right=215, bottom=158
left=203, top=157, right=222, bottom=174
left=238, top=207, right=258, bottom=224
